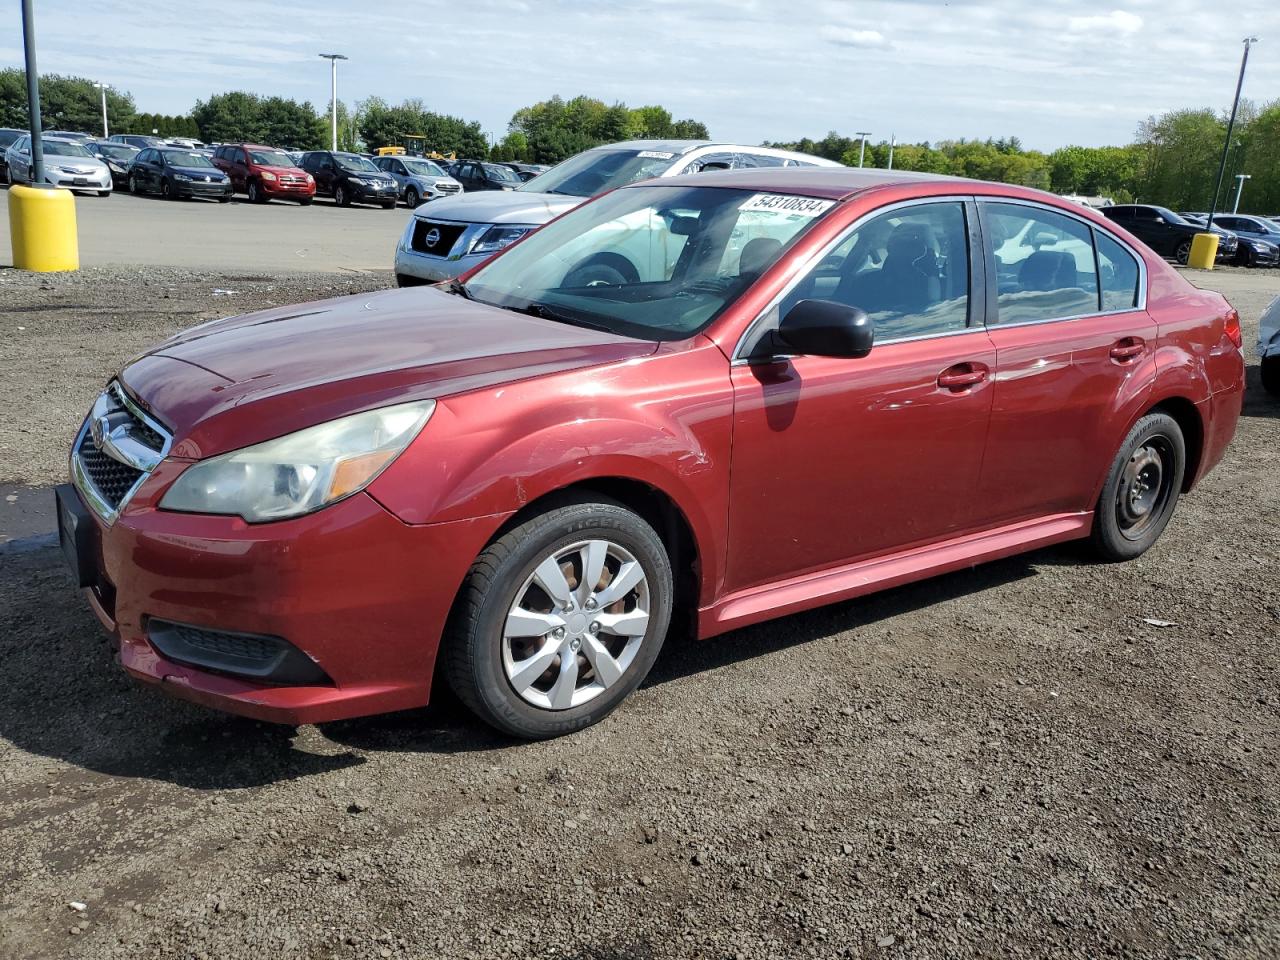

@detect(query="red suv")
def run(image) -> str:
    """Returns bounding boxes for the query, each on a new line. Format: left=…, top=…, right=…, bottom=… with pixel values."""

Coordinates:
left=212, top=143, right=315, bottom=204
left=56, top=168, right=1244, bottom=739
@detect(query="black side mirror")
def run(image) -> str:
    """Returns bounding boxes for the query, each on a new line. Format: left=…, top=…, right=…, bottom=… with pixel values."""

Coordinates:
left=761, top=299, right=873, bottom=360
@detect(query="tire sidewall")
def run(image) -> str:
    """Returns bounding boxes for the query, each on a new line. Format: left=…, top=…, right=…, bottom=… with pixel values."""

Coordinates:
left=460, top=504, right=673, bottom=738
left=405, top=187, right=418, bottom=208
left=1093, top=412, right=1186, bottom=560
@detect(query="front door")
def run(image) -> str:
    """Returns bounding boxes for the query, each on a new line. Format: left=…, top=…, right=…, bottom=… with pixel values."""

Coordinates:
left=726, top=199, right=996, bottom=592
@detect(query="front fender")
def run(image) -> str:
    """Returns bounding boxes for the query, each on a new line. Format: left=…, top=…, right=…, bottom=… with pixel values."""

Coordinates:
left=367, top=340, right=734, bottom=602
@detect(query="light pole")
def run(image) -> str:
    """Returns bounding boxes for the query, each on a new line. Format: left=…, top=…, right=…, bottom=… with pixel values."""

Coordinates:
left=1232, top=174, right=1252, bottom=213
left=887, top=133, right=896, bottom=170
left=318, top=53, right=347, bottom=151
left=1206, top=37, right=1258, bottom=233
left=94, top=81, right=109, bottom=138
left=20, top=0, right=45, bottom=186
left=854, top=131, right=871, bottom=168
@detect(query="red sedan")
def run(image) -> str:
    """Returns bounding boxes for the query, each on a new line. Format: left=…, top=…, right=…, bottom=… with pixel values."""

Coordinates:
left=57, top=168, right=1244, bottom=738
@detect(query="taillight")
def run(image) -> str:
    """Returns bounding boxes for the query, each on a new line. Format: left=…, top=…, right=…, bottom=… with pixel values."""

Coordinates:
left=1224, top=309, right=1243, bottom=350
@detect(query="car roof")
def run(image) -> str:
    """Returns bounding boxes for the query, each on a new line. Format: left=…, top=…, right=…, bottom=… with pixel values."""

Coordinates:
left=634, top=166, right=970, bottom=201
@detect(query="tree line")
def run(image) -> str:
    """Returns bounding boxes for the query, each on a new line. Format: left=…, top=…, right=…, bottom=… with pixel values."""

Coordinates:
left=3, top=67, right=1278, bottom=214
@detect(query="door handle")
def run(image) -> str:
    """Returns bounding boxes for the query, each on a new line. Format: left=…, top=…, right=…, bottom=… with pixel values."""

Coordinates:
left=1109, top=337, right=1146, bottom=362
left=937, top=363, right=989, bottom=391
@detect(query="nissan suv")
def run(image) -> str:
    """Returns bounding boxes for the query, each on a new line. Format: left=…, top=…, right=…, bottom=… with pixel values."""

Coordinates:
left=393, top=140, right=839, bottom=285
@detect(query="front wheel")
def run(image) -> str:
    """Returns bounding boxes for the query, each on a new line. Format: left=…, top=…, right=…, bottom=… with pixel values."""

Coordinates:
left=128, top=173, right=139, bottom=194
left=444, top=498, right=673, bottom=739
left=97, top=190, right=110, bottom=198
left=1261, top=355, right=1280, bottom=396
left=1090, top=412, right=1185, bottom=561
left=334, top=184, right=350, bottom=207
left=161, top=178, right=177, bottom=200
left=298, top=197, right=313, bottom=206
left=405, top=186, right=420, bottom=208
left=247, top=180, right=264, bottom=203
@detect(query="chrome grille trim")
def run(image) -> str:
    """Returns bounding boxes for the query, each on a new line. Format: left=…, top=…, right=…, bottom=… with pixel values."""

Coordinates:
left=72, top=382, right=172, bottom=525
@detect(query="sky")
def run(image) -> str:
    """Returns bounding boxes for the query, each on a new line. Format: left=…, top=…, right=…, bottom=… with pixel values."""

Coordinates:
left=2, top=0, right=1276, bottom=151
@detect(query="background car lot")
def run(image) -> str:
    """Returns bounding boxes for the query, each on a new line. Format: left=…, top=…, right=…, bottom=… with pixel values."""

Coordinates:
left=0, top=231, right=1277, bottom=955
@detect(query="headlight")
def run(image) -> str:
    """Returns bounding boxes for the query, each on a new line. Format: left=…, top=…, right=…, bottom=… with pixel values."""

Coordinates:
left=472, top=224, right=532, bottom=255
left=261, top=171, right=277, bottom=182
left=173, top=172, right=191, bottom=181
left=160, top=400, right=435, bottom=522
left=305, top=173, right=314, bottom=183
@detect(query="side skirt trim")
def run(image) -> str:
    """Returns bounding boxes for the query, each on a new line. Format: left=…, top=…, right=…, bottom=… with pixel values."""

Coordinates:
left=699, top=512, right=1093, bottom=638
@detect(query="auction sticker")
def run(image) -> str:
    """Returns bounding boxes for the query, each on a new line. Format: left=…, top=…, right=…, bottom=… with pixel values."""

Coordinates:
left=738, top=194, right=835, bottom=217
left=637, top=151, right=676, bottom=159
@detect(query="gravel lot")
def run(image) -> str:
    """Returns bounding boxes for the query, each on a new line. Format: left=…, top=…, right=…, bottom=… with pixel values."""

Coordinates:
left=0, top=265, right=1277, bottom=960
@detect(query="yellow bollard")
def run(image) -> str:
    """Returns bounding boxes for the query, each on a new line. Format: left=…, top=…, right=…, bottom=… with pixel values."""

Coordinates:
left=8, top=183, right=78, bottom=272
left=1186, top=232, right=1219, bottom=270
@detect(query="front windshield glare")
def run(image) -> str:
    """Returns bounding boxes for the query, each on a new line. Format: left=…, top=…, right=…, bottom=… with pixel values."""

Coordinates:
left=250, top=150, right=296, bottom=167
left=404, top=159, right=445, bottom=177
left=336, top=154, right=378, bottom=172
left=164, top=151, right=213, bottom=167
left=47, top=141, right=93, bottom=158
left=516, top=148, right=677, bottom=197
left=465, top=185, right=835, bottom=342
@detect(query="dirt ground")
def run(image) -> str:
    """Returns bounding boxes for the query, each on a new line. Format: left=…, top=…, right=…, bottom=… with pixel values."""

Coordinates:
left=0, top=265, right=1277, bottom=960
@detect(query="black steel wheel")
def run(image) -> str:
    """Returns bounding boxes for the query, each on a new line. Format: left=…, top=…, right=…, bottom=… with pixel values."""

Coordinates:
left=1091, top=412, right=1185, bottom=561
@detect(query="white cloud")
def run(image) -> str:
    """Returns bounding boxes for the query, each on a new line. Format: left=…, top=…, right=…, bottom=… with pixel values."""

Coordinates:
left=820, top=25, right=891, bottom=49
left=1067, top=10, right=1144, bottom=35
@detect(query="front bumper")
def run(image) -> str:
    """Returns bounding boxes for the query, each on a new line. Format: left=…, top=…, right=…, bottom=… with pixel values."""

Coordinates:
left=62, top=469, right=505, bottom=725
left=45, top=172, right=111, bottom=192
left=175, top=180, right=233, bottom=199
left=393, top=217, right=493, bottom=281
left=350, top=182, right=398, bottom=203
left=262, top=179, right=315, bottom=198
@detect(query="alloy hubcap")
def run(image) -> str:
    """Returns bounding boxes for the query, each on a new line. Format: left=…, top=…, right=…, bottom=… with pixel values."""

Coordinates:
left=502, top=539, right=650, bottom=710
left=1116, top=438, right=1171, bottom=538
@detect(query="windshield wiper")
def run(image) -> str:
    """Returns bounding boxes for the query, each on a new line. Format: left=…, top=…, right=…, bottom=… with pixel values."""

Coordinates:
left=443, top=278, right=471, bottom=300
left=519, top=301, right=615, bottom=333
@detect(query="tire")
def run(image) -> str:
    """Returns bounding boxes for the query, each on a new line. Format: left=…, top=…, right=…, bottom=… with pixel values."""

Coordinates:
left=97, top=190, right=110, bottom=198
left=563, top=254, right=640, bottom=288
left=128, top=173, right=139, bottom=195
left=334, top=184, right=350, bottom=207
left=1261, top=355, right=1280, bottom=396
left=217, top=196, right=231, bottom=203
left=381, top=201, right=396, bottom=210
left=405, top=186, right=420, bottom=208
left=1175, top=239, right=1192, bottom=265
left=298, top=197, right=313, bottom=206
left=161, top=178, right=177, bottom=200
left=444, top=498, right=674, bottom=739
left=1090, top=412, right=1186, bottom=562
left=247, top=180, right=264, bottom=203
left=396, top=273, right=427, bottom=287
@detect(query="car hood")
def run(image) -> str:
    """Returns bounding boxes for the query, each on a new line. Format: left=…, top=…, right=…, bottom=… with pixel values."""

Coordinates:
left=170, top=165, right=226, bottom=179
left=119, top=286, right=656, bottom=459
left=259, top=164, right=307, bottom=177
left=50, top=157, right=108, bottom=171
left=412, top=189, right=582, bottom=226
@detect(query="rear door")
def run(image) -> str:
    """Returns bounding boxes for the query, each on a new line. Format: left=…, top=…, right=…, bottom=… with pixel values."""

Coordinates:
left=975, top=199, right=1155, bottom=524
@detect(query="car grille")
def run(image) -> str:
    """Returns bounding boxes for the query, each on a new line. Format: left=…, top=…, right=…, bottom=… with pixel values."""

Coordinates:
left=279, top=175, right=308, bottom=186
left=411, top=220, right=468, bottom=256
left=436, top=183, right=461, bottom=195
left=72, top=383, right=171, bottom=520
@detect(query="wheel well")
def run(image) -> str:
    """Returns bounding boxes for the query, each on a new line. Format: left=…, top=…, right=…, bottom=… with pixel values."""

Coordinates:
left=567, top=252, right=640, bottom=284
left=492, top=478, right=701, bottom=628
left=1149, top=397, right=1203, bottom=491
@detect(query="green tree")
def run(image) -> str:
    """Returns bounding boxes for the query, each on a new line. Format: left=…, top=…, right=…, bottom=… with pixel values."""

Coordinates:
left=1134, top=108, right=1224, bottom=209
left=191, top=91, right=325, bottom=148
left=0, top=67, right=136, bottom=134
left=508, top=95, right=711, bottom=164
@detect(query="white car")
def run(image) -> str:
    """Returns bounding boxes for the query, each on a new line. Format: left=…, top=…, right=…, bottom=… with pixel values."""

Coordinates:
left=4, top=135, right=113, bottom=196
left=393, top=140, right=840, bottom=285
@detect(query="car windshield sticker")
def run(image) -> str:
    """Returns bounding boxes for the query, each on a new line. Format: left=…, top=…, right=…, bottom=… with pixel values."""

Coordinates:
left=637, top=151, right=676, bottom=160
left=738, top=194, right=835, bottom=217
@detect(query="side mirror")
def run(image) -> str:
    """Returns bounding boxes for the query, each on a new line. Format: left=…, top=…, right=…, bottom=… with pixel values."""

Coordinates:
left=764, top=299, right=873, bottom=360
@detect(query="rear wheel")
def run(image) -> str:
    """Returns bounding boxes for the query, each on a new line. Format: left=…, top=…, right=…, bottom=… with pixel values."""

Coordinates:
left=1261, top=356, right=1280, bottom=396
left=1090, top=412, right=1185, bottom=561
left=1175, top=239, right=1193, bottom=265
left=444, top=498, right=673, bottom=739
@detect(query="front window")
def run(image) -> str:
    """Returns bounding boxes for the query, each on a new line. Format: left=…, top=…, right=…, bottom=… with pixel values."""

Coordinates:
left=0, top=130, right=22, bottom=148
left=335, top=153, right=378, bottom=173
left=97, top=144, right=138, bottom=161
left=515, top=148, right=681, bottom=198
left=45, top=141, right=93, bottom=158
left=403, top=159, right=446, bottom=178
left=162, top=151, right=214, bottom=168
left=483, top=163, right=519, bottom=183
left=249, top=149, right=296, bottom=168
left=465, top=185, right=835, bottom=341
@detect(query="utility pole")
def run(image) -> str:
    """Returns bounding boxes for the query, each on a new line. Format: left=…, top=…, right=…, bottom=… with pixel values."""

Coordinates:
left=95, top=81, right=109, bottom=138
left=854, top=131, right=871, bottom=168
left=887, top=134, right=896, bottom=170
left=319, top=53, right=347, bottom=151
left=1232, top=173, right=1251, bottom=213
left=20, top=0, right=45, bottom=185
left=1206, top=37, right=1258, bottom=233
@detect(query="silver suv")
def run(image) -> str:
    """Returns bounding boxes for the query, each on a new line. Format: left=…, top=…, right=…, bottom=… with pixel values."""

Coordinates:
left=393, top=140, right=840, bottom=285
left=373, top=155, right=463, bottom=208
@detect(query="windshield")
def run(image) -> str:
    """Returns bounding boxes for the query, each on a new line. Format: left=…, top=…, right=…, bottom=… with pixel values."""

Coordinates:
left=517, top=148, right=680, bottom=198
left=403, top=159, right=446, bottom=177
left=97, top=144, right=138, bottom=161
left=483, top=163, right=519, bottom=182
left=336, top=153, right=379, bottom=172
left=465, top=185, right=835, bottom=341
left=0, top=130, right=20, bottom=148
left=249, top=149, right=296, bottom=167
left=162, top=151, right=213, bottom=168
left=46, top=141, right=93, bottom=158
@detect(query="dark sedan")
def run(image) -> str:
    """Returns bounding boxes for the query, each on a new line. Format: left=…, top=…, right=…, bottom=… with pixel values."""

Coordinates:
left=1101, top=205, right=1237, bottom=264
left=89, top=140, right=141, bottom=189
left=128, top=148, right=232, bottom=201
